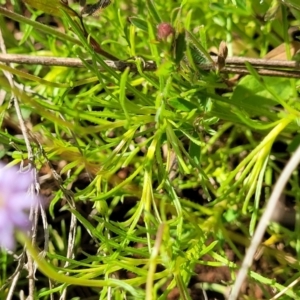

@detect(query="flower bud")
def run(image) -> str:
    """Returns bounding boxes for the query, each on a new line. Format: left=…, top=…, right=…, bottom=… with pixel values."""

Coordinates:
left=157, top=22, right=175, bottom=41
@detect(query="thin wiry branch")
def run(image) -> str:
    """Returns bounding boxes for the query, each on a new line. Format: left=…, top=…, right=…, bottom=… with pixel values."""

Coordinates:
left=1, top=53, right=300, bottom=77
left=220, top=66, right=300, bottom=78
left=0, top=53, right=156, bottom=71
left=6, top=271, right=22, bottom=300
left=1, top=252, right=26, bottom=299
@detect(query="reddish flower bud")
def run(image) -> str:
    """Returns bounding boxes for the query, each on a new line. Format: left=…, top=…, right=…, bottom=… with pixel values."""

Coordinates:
left=157, top=22, right=175, bottom=41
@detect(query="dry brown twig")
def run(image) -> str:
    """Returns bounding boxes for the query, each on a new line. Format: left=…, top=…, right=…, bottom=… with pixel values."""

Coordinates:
left=1, top=53, right=300, bottom=78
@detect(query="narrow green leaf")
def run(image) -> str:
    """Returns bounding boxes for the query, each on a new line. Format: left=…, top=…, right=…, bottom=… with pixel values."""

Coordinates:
left=146, top=0, right=162, bottom=24
left=281, top=0, right=300, bottom=11
left=198, top=240, right=218, bottom=257
left=174, top=30, right=186, bottom=65
left=189, top=136, right=201, bottom=165
left=185, top=30, right=213, bottom=63
left=119, top=67, right=131, bottom=122
left=0, top=6, right=79, bottom=44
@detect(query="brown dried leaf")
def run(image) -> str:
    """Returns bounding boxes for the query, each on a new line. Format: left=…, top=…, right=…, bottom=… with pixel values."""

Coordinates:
left=22, top=0, right=77, bottom=17
left=217, top=40, right=228, bottom=71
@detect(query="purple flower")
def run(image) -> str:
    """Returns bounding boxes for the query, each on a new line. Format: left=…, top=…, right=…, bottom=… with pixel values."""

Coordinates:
left=0, top=162, right=38, bottom=251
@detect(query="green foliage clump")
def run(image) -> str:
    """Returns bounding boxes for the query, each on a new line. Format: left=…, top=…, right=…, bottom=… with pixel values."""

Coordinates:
left=1, top=0, right=300, bottom=299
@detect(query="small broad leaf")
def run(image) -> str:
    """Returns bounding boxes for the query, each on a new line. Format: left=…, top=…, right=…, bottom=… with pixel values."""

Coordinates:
left=232, top=76, right=276, bottom=111
left=129, top=17, right=148, bottom=32
left=231, top=75, right=293, bottom=121
left=168, top=97, right=198, bottom=112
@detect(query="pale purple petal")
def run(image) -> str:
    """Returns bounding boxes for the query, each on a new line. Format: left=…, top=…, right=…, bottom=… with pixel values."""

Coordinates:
left=0, top=211, right=10, bottom=228
left=10, top=211, right=31, bottom=229
left=10, top=194, right=37, bottom=209
left=0, top=165, right=32, bottom=192
left=13, top=172, right=33, bottom=191
left=0, top=163, right=40, bottom=251
left=0, top=166, right=18, bottom=187
left=0, top=223, right=15, bottom=251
